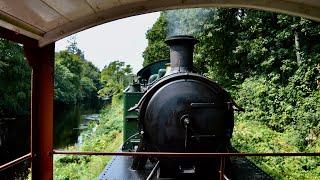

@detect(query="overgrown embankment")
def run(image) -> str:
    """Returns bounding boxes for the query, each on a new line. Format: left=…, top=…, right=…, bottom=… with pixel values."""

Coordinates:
left=232, top=120, right=320, bottom=179
left=54, top=98, right=123, bottom=179
left=231, top=76, right=320, bottom=179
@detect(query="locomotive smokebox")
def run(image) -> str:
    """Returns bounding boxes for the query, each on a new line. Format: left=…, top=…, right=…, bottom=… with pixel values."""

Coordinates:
left=165, top=35, right=198, bottom=73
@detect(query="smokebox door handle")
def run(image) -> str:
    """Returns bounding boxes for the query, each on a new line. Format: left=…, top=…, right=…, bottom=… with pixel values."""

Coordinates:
left=190, top=102, right=216, bottom=108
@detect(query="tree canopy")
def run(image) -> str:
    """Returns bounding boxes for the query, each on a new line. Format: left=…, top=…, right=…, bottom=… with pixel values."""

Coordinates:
left=0, top=39, right=31, bottom=116
left=144, top=9, right=320, bottom=88
left=98, top=60, right=133, bottom=98
left=142, top=13, right=169, bottom=66
left=54, top=42, right=101, bottom=106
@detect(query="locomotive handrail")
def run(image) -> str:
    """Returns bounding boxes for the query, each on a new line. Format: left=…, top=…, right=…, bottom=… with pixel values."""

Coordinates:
left=0, top=153, right=32, bottom=172
left=52, top=150, right=320, bottom=157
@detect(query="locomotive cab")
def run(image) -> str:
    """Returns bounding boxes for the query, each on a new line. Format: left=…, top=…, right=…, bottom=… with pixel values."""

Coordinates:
left=122, top=60, right=169, bottom=151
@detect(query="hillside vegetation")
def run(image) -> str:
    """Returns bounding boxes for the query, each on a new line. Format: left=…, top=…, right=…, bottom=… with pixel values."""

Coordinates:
left=144, top=8, right=320, bottom=179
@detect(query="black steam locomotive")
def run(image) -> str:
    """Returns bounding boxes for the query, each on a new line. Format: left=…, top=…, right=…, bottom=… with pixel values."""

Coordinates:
left=132, top=35, right=239, bottom=178
left=100, top=35, right=242, bottom=179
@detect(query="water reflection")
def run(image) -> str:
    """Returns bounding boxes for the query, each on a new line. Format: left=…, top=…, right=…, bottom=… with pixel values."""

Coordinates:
left=0, top=104, right=100, bottom=178
left=54, top=104, right=99, bottom=149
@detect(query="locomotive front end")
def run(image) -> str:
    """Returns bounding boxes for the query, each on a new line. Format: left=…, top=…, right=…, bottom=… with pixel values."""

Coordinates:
left=132, top=36, right=236, bottom=178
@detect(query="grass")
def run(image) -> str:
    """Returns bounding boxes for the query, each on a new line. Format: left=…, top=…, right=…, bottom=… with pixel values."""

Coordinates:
left=53, top=97, right=123, bottom=180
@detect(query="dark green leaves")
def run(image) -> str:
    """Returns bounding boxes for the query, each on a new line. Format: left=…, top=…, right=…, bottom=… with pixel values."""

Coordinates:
left=98, top=60, right=133, bottom=98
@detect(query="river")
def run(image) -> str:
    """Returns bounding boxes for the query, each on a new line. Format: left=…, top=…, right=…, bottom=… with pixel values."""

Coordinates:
left=0, top=104, right=101, bottom=178
left=54, top=104, right=101, bottom=149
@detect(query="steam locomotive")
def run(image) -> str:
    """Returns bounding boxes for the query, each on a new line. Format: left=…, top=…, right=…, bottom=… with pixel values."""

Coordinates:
left=101, top=35, right=242, bottom=179
left=122, top=35, right=242, bottom=178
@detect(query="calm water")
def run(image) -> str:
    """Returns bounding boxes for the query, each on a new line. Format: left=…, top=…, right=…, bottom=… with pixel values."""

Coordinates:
left=0, top=104, right=100, bottom=178
left=54, top=104, right=100, bottom=149
left=0, top=104, right=100, bottom=164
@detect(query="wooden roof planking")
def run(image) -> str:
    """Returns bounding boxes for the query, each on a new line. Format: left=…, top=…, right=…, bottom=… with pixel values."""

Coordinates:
left=0, top=0, right=320, bottom=47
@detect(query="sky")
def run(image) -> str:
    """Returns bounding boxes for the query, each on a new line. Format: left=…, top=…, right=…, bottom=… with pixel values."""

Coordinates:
left=55, top=12, right=160, bottom=73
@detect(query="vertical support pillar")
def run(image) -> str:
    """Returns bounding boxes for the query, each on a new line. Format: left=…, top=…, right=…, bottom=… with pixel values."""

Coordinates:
left=24, top=43, right=55, bottom=180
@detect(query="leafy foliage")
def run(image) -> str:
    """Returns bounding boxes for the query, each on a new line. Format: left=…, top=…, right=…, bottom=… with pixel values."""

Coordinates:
left=0, top=39, right=31, bottom=116
left=143, top=13, right=169, bottom=66
left=54, top=43, right=100, bottom=106
left=66, top=36, right=85, bottom=60
left=0, top=37, right=101, bottom=114
left=98, top=60, right=133, bottom=98
left=236, top=76, right=320, bottom=145
left=232, top=120, right=320, bottom=179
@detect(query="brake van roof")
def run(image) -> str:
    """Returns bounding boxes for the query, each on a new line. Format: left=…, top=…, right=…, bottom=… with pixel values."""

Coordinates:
left=1, top=0, right=320, bottom=47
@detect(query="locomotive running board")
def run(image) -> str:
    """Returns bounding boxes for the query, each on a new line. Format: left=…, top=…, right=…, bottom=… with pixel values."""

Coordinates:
left=98, top=150, right=273, bottom=180
left=99, top=155, right=155, bottom=180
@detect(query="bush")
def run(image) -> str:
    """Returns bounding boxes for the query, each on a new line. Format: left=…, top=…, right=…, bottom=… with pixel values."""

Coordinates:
left=232, top=120, right=320, bottom=179
left=232, top=76, right=320, bottom=179
left=235, top=76, right=320, bottom=138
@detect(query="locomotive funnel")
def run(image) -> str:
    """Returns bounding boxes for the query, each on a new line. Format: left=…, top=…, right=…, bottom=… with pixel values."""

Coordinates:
left=165, top=35, right=198, bottom=73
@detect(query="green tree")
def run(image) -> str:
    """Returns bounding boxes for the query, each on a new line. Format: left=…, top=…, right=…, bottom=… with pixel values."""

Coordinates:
left=98, top=61, right=133, bottom=98
left=196, top=8, right=241, bottom=86
left=0, top=57, right=7, bottom=74
left=81, top=61, right=101, bottom=105
left=55, top=50, right=83, bottom=104
left=67, top=36, right=85, bottom=59
left=54, top=41, right=101, bottom=106
left=142, top=13, right=169, bottom=66
left=0, top=39, right=31, bottom=116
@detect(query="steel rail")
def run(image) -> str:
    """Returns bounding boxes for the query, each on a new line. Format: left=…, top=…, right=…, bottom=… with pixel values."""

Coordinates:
left=146, top=161, right=159, bottom=180
left=219, top=157, right=225, bottom=180
left=52, top=150, right=320, bottom=157
left=0, top=153, right=32, bottom=172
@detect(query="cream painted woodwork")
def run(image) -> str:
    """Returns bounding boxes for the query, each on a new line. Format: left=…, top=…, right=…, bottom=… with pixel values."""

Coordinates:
left=0, top=0, right=320, bottom=46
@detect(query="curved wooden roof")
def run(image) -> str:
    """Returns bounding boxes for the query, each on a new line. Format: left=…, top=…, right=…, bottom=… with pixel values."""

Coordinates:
left=1, top=0, right=320, bottom=47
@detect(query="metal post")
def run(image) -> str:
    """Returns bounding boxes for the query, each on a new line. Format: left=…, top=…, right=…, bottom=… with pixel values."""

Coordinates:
left=24, top=43, right=55, bottom=180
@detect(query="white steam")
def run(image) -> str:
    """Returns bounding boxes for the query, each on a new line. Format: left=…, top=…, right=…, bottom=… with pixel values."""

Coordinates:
left=165, top=8, right=215, bottom=37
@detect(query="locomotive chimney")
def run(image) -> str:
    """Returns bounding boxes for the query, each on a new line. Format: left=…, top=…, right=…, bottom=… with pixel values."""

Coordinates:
left=165, top=35, right=198, bottom=73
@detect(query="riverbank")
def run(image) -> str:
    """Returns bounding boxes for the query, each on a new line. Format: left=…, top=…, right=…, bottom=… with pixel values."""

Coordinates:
left=53, top=98, right=123, bottom=179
